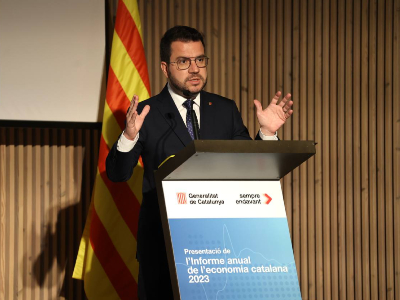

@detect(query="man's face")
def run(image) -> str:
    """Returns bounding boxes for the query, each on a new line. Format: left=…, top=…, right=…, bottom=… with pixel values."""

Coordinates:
left=161, top=41, right=208, bottom=98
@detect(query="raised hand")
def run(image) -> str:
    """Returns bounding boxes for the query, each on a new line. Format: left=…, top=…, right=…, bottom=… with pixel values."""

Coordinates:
left=123, top=95, right=150, bottom=140
left=253, top=91, right=293, bottom=136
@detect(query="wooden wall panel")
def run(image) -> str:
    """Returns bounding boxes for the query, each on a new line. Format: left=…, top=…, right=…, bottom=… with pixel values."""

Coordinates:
left=395, top=1, right=400, bottom=299
left=337, top=1, right=346, bottom=299
left=0, top=0, right=399, bottom=299
left=136, top=0, right=399, bottom=299
left=0, top=127, right=99, bottom=300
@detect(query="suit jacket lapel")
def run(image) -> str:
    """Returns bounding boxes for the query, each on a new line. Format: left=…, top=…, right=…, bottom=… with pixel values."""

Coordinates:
left=155, top=85, right=193, bottom=146
left=200, top=91, right=213, bottom=139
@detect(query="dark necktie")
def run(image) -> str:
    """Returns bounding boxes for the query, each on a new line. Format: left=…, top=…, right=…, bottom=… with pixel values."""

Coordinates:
left=183, top=99, right=195, bottom=139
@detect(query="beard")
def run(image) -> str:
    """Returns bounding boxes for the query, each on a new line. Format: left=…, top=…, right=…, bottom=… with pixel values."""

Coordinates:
left=168, top=70, right=208, bottom=98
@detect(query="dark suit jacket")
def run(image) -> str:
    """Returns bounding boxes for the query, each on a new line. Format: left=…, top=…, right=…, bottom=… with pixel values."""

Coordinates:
left=106, top=85, right=259, bottom=259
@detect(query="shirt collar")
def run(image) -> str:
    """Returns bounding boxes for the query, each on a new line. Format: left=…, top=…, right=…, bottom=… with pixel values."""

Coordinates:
left=167, top=83, right=201, bottom=108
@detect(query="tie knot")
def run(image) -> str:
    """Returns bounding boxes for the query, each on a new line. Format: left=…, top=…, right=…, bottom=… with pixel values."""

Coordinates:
left=183, top=99, right=193, bottom=110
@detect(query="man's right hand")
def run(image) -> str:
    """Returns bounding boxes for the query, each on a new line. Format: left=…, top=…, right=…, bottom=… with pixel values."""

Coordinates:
left=123, top=95, right=150, bottom=140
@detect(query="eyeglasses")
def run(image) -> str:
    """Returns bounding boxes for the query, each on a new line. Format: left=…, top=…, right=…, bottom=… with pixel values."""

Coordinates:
left=169, top=56, right=209, bottom=70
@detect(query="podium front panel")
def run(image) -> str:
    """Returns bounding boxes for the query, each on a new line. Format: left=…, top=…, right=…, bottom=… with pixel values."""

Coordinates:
left=162, top=180, right=302, bottom=300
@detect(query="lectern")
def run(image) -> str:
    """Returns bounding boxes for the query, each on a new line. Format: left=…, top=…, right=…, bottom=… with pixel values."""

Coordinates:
left=155, top=140, right=315, bottom=300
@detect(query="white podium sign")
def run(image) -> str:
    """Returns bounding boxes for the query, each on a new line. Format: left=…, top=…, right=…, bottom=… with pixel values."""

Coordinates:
left=162, top=180, right=302, bottom=300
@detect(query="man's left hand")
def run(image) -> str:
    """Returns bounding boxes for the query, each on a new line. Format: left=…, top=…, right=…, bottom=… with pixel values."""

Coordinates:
left=253, top=91, right=293, bottom=136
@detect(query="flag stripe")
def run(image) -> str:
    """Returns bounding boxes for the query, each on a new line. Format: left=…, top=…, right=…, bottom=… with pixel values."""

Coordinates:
left=94, top=171, right=139, bottom=281
left=122, top=0, right=143, bottom=42
left=115, top=0, right=151, bottom=95
left=110, top=32, right=150, bottom=102
left=90, top=207, right=138, bottom=300
left=72, top=197, right=95, bottom=280
left=97, top=136, right=140, bottom=238
left=105, top=67, right=131, bottom=131
left=84, top=246, right=121, bottom=300
left=101, top=102, right=126, bottom=150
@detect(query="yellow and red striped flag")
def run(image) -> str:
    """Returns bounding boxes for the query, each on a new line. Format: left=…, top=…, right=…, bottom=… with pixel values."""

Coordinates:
left=73, top=1, right=150, bottom=299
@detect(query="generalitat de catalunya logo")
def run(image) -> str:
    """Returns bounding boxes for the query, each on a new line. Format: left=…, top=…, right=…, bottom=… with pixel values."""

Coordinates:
left=177, top=192, right=187, bottom=204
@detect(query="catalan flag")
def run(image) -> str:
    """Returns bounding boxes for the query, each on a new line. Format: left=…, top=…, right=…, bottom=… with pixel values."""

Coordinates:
left=73, top=1, right=150, bottom=299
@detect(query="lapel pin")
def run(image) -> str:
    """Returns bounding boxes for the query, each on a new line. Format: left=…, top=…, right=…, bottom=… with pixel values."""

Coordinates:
left=209, top=102, right=212, bottom=105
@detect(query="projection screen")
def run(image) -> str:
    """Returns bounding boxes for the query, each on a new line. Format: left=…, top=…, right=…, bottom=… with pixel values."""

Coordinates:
left=0, top=0, right=106, bottom=122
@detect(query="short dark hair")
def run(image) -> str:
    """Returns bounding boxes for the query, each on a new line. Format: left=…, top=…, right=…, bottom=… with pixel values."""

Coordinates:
left=160, top=26, right=205, bottom=63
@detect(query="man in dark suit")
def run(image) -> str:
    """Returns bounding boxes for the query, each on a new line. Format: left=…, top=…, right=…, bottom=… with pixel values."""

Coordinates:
left=106, top=26, right=293, bottom=299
